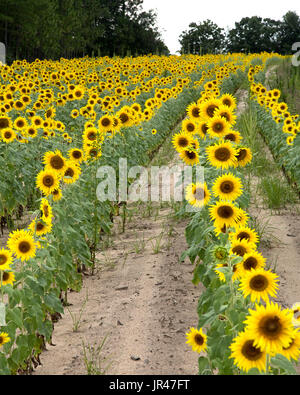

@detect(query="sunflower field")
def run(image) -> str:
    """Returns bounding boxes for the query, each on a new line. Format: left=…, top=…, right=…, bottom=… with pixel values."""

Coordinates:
left=0, top=51, right=299, bottom=375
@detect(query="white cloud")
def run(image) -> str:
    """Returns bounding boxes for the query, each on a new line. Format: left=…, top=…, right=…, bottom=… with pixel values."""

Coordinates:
left=142, top=0, right=300, bottom=54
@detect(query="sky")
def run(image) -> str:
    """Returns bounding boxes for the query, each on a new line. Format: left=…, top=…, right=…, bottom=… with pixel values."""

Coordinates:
left=142, top=0, right=300, bottom=54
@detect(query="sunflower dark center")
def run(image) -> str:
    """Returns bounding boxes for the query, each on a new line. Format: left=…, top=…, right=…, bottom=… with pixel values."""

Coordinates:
left=215, top=147, right=231, bottom=162
left=101, top=118, right=111, bottom=127
left=72, top=150, right=82, bottom=159
left=237, top=231, right=250, bottom=241
left=192, top=107, right=200, bottom=118
left=0, top=254, right=7, bottom=265
left=119, top=113, right=129, bottom=124
left=232, top=245, right=247, bottom=256
left=65, top=168, right=75, bottom=178
left=50, top=155, right=64, bottom=170
left=194, top=334, right=204, bottom=345
left=16, top=120, right=25, bottom=128
left=0, top=119, right=9, bottom=129
left=4, top=131, right=12, bottom=139
left=201, top=124, right=208, bottom=134
left=220, top=180, right=234, bottom=193
left=249, top=275, right=268, bottom=292
left=223, top=99, right=232, bottom=107
left=178, top=137, right=188, bottom=147
left=87, top=132, right=96, bottom=141
left=217, top=205, right=234, bottom=219
left=207, top=104, right=218, bottom=118
left=194, top=187, right=205, bottom=201
left=243, top=257, right=258, bottom=271
left=186, top=123, right=195, bottom=132
left=241, top=340, right=263, bottom=361
left=212, top=121, right=224, bottom=133
left=43, top=175, right=55, bottom=187
left=186, top=151, right=196, bottom=160
left=236, top=149, right=247, bottom=161
left=19, top=241, right=31, bottom=253
left=260, top=316, right=282, bottom=338
left=36, top=223, right=45, bottom=231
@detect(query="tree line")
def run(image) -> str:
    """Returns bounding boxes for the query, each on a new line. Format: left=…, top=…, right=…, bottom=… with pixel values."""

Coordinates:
left=179, top=11, right=300, bottom=55
left=0, top=0, right=169, bottom=63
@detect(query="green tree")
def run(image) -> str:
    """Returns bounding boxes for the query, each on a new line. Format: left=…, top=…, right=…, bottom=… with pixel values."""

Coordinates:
left=179, top=20, right=225, bottom=55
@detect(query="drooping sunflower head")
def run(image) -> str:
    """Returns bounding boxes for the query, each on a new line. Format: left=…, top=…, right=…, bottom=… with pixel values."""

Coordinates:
left=40, top=198, right=53, bottom=224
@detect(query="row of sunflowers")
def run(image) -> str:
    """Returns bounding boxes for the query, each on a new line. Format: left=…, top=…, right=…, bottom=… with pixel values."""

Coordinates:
left=171, top=58, right=300, bottom=374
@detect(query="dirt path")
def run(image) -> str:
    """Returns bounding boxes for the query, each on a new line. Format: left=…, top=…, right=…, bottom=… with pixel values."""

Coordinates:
left=32, top=129, right=200, bottom=375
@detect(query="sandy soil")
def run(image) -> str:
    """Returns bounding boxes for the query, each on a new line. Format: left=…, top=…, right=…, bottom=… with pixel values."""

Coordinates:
left=32, top=205, right=200, bottom=375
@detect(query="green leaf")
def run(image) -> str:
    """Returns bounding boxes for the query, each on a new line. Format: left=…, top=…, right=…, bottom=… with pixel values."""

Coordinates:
left=270, top=354, right=297, bottom=375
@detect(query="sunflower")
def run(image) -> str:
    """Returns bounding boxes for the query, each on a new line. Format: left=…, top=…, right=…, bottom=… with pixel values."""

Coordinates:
left=237, top=250, right=266, bottom=275
left=98, top=115, right=114, bottom=132
left=26, top=126, right=38, bottom=138
left=63, top=161, right=81, bottom=184
left=206, top=140, right=237, bottom=169
left=229, top=331, right=266, bottom=373
left=179, top=149, right=199, bottom=166
left=207, top=116, right=230, bottom=139
left=1, top=128, right=16, bottom=143
left=68, top=148, right=84, bottom=164
left=280, top=329, right=300, bottom=361
left=197, top=121, right=209, bottom=139
left=185, top=182, right=210, bottom=208
left=238, top=268, right=279, bottom=303
left=200, top=98, right=221, bottom=121
left=235, top=147, right=252, bottom=167
left=71, top=109, right=79, bottom=118
left=83, top=127, right=100, bottom=144
left=234, top=207, right=249, bottom=229
left=185, top=327, right=207, bottom=353
left=51, top=188, right=62, bottom=202
left=14, top=116, right=28, bottom=130
left=244, top=302, right=295, bottom=354
left=230, top=226, right=259, bottom=245
left=214, top=105, right=237, bottom=125
left=291, top=303, right=300, bottom=327
left=212, top=173, right=242, bottom=201
left=0, top=332, right=10, bottom=347
left=0, top=248, right=13, bottom=271
left=28, top=219, right=52, bottom=237
left=230, top=239, right=256, bottom=258
left=187, top=102, right=201, bottom=121
left=0, top=116, right=12, bottom=130
left=40, top=198, right=53, bottom=224
left=43, top=150, right=67, bottom=175
left=182, top=118, right=197, bottom=134
left=172, top=132, right=193, bottom=152
left=36, top=168, right=60, bottom=196
left=209, top=201, right=240, bottom=229
left=220, top=94, right=236, bottom=110
left=9, top=229, right=37, bottom=262
left=0, top=271, right=15, bottom=287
